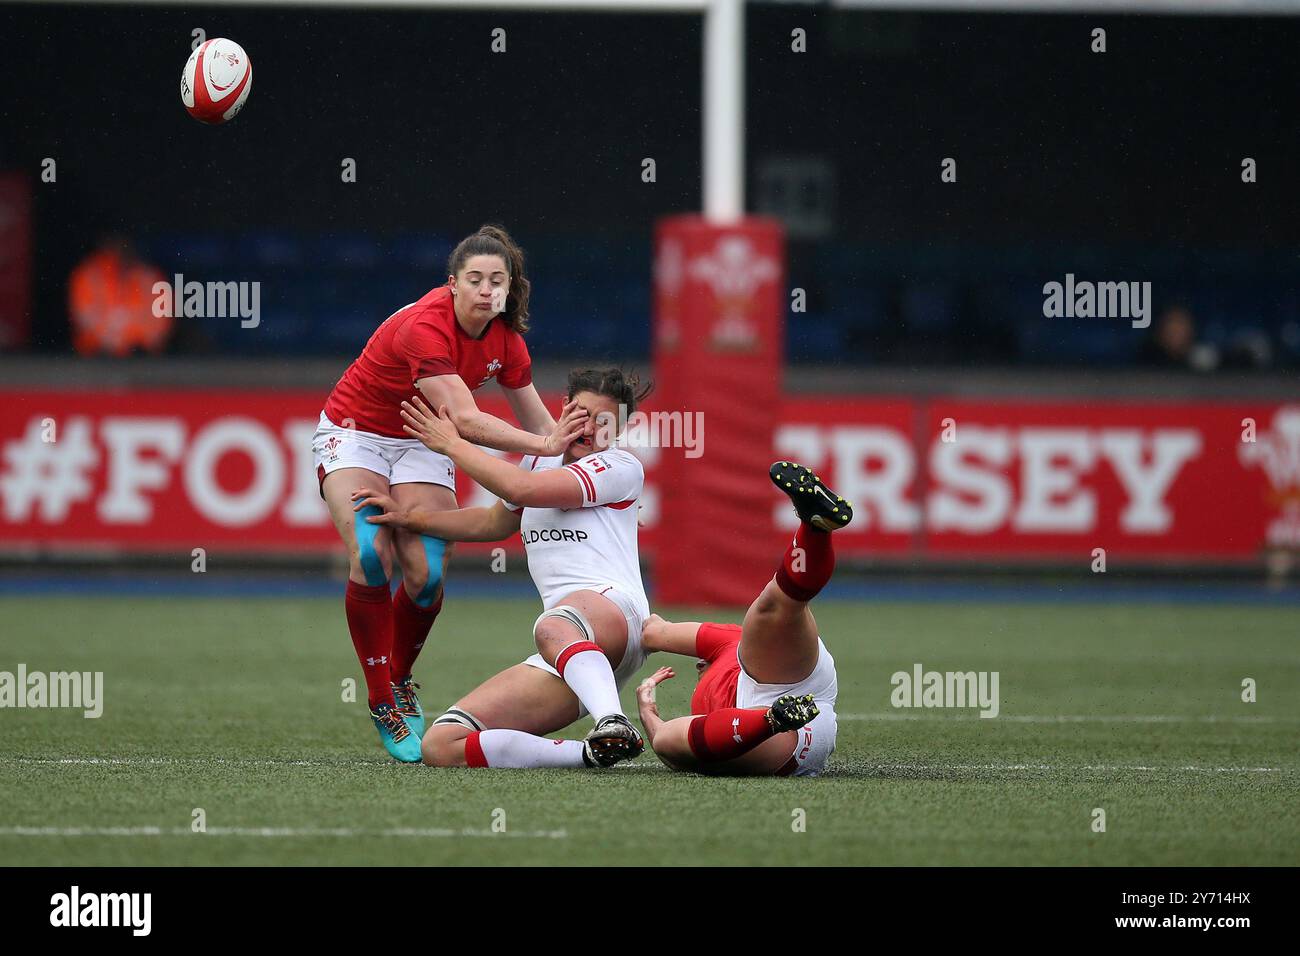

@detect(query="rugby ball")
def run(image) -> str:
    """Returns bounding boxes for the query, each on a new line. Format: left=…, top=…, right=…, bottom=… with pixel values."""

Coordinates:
left=180, top=39, right=252, bottom=125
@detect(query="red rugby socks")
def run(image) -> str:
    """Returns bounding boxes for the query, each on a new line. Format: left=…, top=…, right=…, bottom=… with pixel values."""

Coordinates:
left=686, top=708, right=775, bottom=763
left=774, top=521, right=835, bottom=602
left=344, top=580, right=395, bottom=709
left=390, top=586, right=442, bottom=683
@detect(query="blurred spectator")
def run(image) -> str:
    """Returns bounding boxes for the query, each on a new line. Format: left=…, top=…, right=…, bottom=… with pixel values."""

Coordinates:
left=1221, top=329, right=1274, bottom=370
left=68, top=236, right=170, bottom=356
left=1137, top=305, right=1217, bottom=371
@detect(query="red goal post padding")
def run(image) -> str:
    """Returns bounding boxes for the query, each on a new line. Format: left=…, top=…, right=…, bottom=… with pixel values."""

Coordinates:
left=652, top=214, right=788, bottom=606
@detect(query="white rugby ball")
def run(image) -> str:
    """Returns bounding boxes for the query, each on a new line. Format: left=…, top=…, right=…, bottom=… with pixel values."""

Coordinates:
left=180, top=38, right=252, bottom=125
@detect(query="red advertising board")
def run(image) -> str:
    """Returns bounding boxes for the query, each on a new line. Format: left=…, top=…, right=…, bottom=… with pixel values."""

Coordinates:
left=0, top=390, right=643, bottom=555
left=1, top=390, right=1296, bottom=571
left=776, top=397, right=1297, bottom=561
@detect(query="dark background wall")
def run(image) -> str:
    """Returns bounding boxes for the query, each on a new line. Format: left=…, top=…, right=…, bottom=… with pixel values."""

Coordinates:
left=3, top=2, right=1297, bottom=363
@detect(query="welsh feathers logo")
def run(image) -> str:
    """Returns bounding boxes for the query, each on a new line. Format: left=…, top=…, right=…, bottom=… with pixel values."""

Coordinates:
left=478, top=358, right=503, bottom=387
left=323, top=434, right=345, bottom=462
left=686, top=236, right=779, bottom=352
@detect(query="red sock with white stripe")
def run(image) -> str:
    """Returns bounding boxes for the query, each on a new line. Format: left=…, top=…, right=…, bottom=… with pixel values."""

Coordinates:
left=344, top=580, right=395, bottom=708
left=687, top=708, right=775, bottom=763
left=555, top=640, right=625, bottom=721
left=464, top=730, right=586, bottom=769
left=774, top=521, right=836, bottom=602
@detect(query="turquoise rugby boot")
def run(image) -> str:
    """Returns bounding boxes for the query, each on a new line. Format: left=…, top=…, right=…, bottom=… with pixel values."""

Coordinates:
left=370, top=702, right=422, bottom=763
left=391, top=677, right=425, bottom=739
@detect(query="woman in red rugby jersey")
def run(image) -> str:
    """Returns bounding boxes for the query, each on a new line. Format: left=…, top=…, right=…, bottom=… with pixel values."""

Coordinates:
left=312, top=224, right=588, bottom=761
left=633, top=461, right=853, bottom=778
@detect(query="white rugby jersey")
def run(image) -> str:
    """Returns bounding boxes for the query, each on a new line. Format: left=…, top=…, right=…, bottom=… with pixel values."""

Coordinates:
left=503, top=449, right=649, bottom=617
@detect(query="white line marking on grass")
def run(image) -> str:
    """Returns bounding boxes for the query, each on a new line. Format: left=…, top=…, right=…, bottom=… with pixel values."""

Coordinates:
left=0, top=826, right=567, bottom=839
left=3, top=756, right=663, bottom=769
left=3, top=757, right=382, bottom=767
left=839, top=713, right=1294, bottom=724
left=867, top=763, right=1280, bottom=773
left=1, top=756, right=1284, bottom=775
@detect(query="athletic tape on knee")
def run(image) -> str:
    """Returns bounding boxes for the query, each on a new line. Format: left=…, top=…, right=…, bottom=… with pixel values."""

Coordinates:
left=354, top=505, right=388, bottom=587
left=415, top=535, right=447, bottom=607
left=533, top=605, right=596, bottom=645
left=432, top=707, right=485, bottom=732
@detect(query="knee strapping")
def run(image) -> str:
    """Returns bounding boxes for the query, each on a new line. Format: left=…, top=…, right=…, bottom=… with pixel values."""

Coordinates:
left=354, top=505, right=388, bottom=586
left=414, top=535, right=447, bottom=607
left=432, top=707, right=485, bottom=732
left=533, top=605, right=596, bottom=646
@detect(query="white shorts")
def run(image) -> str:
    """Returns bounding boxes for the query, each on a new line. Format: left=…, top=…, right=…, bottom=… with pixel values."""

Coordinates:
left=523, top=586, right=649, bottom=720
left=736, top=638, right=838, bottom=777
left=312, top=412, right=456, bottom=493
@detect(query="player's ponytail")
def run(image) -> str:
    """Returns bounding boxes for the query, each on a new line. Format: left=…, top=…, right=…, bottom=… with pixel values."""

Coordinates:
left=447, top=224, right=532, bottom=333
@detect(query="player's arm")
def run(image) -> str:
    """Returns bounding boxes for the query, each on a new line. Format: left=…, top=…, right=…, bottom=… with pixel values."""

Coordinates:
left=400, top=396, right=587, bottom=509
left=351, top=489, right=521, bottom=542
left=640, top=613, right=707, bottom=657
left=501, top=382, right=558, bottom=437
left=634, top=669, right=700, bottom=772
left=416, top=374, right=583, bottom=457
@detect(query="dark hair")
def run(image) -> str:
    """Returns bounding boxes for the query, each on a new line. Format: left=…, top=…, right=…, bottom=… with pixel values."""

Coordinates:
left=446, top=224, right=531, bottom=333
left=566, top=367, right=654, bottom=416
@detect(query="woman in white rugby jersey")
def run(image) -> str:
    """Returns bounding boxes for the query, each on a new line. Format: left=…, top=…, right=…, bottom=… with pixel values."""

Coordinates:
left=350, top=367, right=654, bottom=769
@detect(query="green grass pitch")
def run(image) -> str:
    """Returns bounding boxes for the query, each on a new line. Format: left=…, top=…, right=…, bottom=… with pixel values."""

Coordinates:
left=1, top=594, right=1296, bottom=866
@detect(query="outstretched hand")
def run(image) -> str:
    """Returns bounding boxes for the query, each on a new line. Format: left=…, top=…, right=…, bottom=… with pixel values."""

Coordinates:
left=636, top=666, right=676, bottom=708
left=401, top=395, right=462, bottom=454
left=542, top=398, right=590, bottom=457
left=349, top=487, right=409, bottom=528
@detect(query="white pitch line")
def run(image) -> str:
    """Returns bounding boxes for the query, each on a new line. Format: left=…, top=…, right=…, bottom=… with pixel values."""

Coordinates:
left=866, top=763, right=1281, bottom=773
left=1, top=756, right=1286, bottom=774
left=838, top=713, right=1293, bottom=724
left=2, top=757, right=382, bottom=767
left=0, top=755, right=672, bottom=772
left=0, top=826, right=567, bottom=839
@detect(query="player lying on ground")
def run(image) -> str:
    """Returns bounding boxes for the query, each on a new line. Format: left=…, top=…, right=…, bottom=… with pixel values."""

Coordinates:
left=634, top=461, right=853, bottom=777
left=314, top=225, right=589, bottom=762
left=352, top=368, right=655, bottom=769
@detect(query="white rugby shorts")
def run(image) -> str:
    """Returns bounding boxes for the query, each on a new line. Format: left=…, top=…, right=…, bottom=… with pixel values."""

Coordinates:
left=312, top=412, right=456, bottom=493
left=736, top=638, right=838, bottom=777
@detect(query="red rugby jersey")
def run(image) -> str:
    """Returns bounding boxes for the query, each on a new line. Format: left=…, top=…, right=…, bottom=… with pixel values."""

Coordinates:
left=690, top=622, right=744, bottom=714
left=323, top=285, right=532, bottom=437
